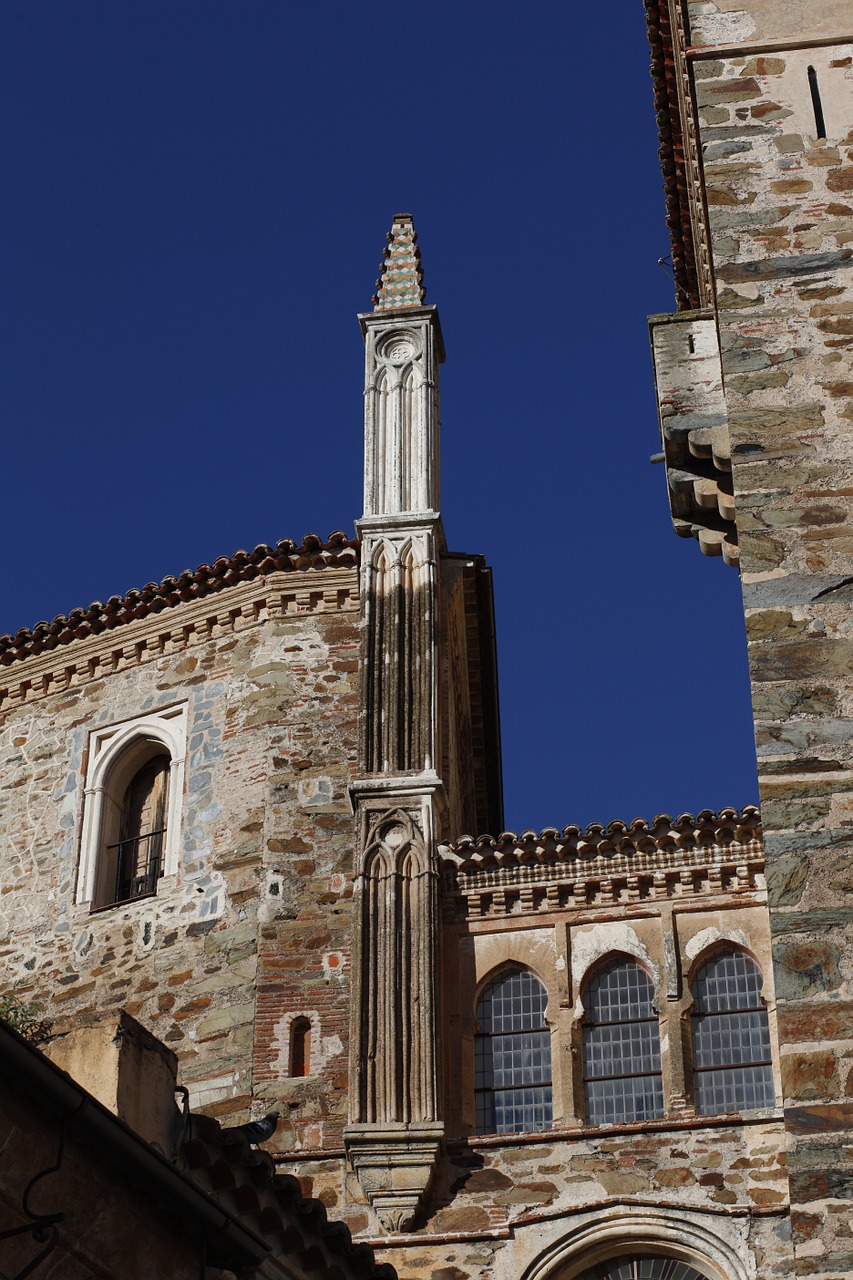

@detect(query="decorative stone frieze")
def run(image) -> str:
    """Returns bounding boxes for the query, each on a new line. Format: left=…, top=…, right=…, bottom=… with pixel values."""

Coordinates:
left=0, top=531, right=358, bottom=666
left=359, top=314, right=443, bottom=520
left=0, top=568, right=357, bottom=710
left=443, top=807, right=764, bottom=918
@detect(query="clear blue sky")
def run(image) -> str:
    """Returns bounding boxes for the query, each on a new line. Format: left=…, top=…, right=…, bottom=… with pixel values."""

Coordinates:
left=1, top=1, right=758, bottom=831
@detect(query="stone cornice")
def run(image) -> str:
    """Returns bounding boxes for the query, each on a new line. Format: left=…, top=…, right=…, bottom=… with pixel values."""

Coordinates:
left=0, top=532, right=358, bottom=668
left=0, top=562, right=358, bottom=713
left=440, top=807, right=763, bottom=917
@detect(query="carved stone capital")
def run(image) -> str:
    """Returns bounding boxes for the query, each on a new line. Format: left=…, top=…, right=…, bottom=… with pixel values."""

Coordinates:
left=345, top=1123, right=444, bottom=1233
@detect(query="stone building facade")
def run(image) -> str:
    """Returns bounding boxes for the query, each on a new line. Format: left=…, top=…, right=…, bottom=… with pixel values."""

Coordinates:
left=2, top=4, right=852, bottom=1276
left=647, top=0, right=853, bottom=1276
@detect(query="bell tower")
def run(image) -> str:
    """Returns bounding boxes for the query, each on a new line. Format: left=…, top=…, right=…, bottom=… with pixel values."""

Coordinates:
left=344, top=214, right=447, bottom=1233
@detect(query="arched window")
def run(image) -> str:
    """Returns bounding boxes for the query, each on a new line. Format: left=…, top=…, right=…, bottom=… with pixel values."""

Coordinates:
left=691, top=949, right=774, bottom=1114
left=290, top=1016, right=312, bottom=1078
left=108, top=753, right=170, bottom=906
left=576, top=1257, right=709, bottom=1280
left=77, top=705, right=187, bottom=910
left=474, top=968, right=553, bottom=1134
left=582, top=956, right=664, bottom=1125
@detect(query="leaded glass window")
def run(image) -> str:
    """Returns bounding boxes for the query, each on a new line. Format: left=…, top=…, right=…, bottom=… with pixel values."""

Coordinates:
left=576, top=1256, right=708, bottom=1280
left=691, top=949, right=775, bottom=1114
left=582, top=956, right=664, bottom=1124
left=474, top=969, right=553, bottom=1134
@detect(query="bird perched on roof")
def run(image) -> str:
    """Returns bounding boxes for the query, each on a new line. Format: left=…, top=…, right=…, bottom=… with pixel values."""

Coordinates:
left=222, top=1110, right=281, bottom=1144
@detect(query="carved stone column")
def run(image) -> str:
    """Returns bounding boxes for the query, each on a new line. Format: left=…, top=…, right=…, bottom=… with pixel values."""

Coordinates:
left=346, top=782, right=444, bottom=1232
left=345, top=215, right=446, bottom=1233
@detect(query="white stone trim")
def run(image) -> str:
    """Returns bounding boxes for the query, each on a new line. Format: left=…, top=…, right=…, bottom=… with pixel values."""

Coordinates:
left=76, top=704, right=187, bottom=907
left=571, top=923, right=660, bottom=1005
left=522, top=1205, right=752, bottom=1280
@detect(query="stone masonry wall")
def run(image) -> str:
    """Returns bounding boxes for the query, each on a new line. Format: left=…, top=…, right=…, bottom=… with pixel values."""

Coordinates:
left=683, top=11, right=853, bottom=1277
left=277, top=814, right=787, bottom=1280
left=0, top=566, right=359, bottom=1126
left=277, top=1120, right=790, bottom=1280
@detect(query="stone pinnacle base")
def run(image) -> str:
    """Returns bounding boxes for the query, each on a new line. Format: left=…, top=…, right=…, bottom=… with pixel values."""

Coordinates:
left=345, top=1123, right=444, bottom=1233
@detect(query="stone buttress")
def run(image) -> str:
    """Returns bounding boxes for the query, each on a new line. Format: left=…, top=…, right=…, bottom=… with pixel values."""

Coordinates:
left=344, top=214, right=447, bottom=1233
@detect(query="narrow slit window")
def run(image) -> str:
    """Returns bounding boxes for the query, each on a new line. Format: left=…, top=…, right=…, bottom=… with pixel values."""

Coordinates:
left=474, top=969, right=553, bottom=1134
left=691, top=949, right=775, bottom=1114
left=808, top=66, right=827, bottom=139
left=290, top=1016, right=312, bottom=1077
left=582, top=956, right=664, bottom=1125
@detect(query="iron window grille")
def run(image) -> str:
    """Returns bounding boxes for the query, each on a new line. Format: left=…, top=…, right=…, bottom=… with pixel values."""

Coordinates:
left=582, top=957, right=664, bottom=1125
left=98, top=752, right=171, bottom=909
left=474, top=969, right=553, bottom=1134
left=576, top=1256, right=709, bottom=1280
left=109, top=827, right=166, bottom=904
left=691, top=949, right=775, bottom=1114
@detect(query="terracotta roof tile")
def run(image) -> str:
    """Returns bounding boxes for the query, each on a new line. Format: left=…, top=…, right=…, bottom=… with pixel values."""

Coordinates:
left=443, top=805, right=762, bottom=870
left=180, top=1112, right=395, bottom=1280
left=644, top=0, right=700, bottom=309
left=0, top=531, right=359, bottom=665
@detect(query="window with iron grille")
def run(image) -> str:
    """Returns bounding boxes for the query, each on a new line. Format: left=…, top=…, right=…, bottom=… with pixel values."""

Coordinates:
left=77, top=705, right=187, bottom=910
left=109, top=754, right=170, bottom=905
left=576, top=1256, right=709, bottom=1280
left=582, top=956, right=664, bottom=1125
left=474, top=969, right=553, bottom=1134
left=691, top=949, right=775, bottom=1114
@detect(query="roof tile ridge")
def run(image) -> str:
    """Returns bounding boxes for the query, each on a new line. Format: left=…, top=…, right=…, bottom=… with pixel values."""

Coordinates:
left=0, top=530, right=360, bottom=664
left=181, top=1110, right=395, bottom=1280
left=444, top=805, right=763, bottom=861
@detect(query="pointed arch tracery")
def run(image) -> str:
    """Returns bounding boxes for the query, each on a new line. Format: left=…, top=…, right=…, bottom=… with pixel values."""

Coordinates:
left=362, top=537, right=431, bottom=774
left=355, top=807, right=439, bottom=1127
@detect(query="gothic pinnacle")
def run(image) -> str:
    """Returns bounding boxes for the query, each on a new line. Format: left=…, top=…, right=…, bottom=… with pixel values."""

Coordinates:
left=372, top=212, right=426, bottom=311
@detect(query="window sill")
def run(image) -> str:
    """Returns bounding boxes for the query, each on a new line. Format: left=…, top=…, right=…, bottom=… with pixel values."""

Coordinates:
left=88, top=889, right=160, bottom=916
left=451, top=1107, right=784, bottom=1148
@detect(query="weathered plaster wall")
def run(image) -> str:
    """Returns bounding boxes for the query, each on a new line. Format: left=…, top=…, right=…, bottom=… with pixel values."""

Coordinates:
left=0, top=568, right=359, bottom=1127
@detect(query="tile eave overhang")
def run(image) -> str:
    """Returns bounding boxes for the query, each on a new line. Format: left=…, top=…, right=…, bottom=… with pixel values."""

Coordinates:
left=441, top=805, right=763, bottom=872
left=644, top=0, right=702, bottom=310
left=0, top=530, right=360, bottom=666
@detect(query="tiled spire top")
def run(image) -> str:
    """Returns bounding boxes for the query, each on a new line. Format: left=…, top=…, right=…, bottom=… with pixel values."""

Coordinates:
left=372, top=212, right=426, bottom=311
